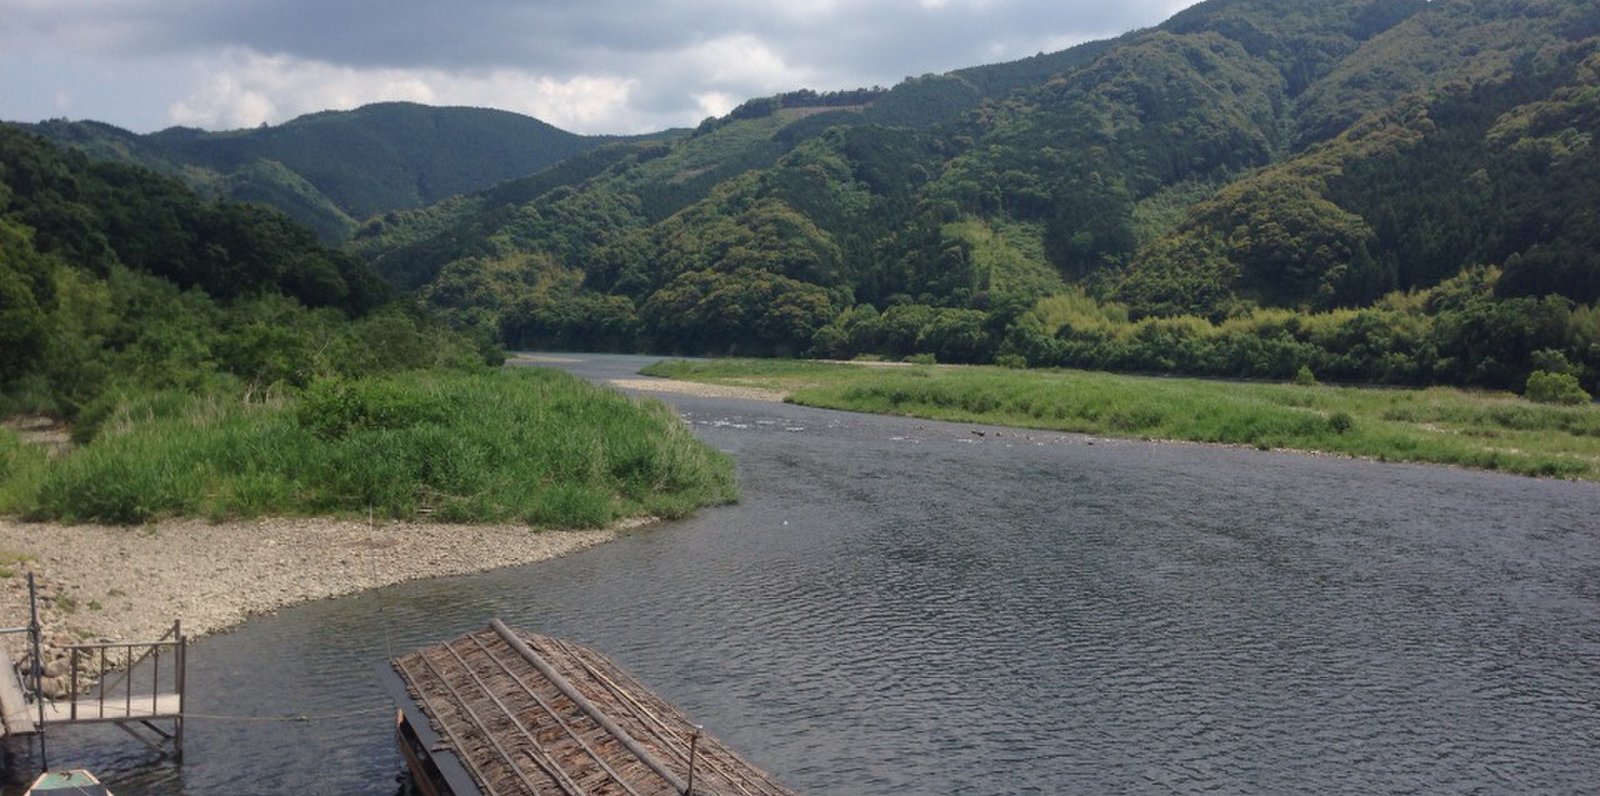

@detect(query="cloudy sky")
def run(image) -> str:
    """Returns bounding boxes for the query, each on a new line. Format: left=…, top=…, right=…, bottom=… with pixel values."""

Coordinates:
left=1, top=0, right=1199, bottom=136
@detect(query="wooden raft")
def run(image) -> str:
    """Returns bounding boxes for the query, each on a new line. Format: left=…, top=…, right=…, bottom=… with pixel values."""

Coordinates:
left=387, top=620, right=798, bottom=796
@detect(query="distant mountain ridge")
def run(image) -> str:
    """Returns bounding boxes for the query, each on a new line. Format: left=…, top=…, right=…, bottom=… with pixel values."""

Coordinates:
left=347, top=0, right=1600, bottom=394
left=19, top=102, right=681, bottom=241
left=13, top=0, right=1597, bottom=393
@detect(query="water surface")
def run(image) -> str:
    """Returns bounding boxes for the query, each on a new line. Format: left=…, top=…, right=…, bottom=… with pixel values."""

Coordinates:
left=9, top=354, right=1597, bottom=794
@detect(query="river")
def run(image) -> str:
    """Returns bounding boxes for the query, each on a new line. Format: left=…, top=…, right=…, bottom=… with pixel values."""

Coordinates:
left=10, top=354, right=1599, bottom=794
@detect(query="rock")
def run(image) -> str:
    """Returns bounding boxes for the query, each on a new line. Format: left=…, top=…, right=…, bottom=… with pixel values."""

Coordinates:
left=40, top=675, right=71, bottom=699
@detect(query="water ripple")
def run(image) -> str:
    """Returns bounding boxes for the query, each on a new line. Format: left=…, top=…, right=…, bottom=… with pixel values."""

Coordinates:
left=36, top=355, right=1600, bottom=796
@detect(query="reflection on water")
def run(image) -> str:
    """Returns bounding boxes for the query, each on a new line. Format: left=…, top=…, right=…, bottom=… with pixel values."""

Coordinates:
left=12, top=355, right=1599, bottom=795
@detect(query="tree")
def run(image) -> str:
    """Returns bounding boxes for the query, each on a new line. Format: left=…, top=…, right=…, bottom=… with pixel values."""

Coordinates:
left=1118, top=235, right=1241, bottom=320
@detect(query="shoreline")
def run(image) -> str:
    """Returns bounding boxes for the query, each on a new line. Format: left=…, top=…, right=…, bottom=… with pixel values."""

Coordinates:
left=1, top=515, right=639, bottom=695
left=639, top=359, right=1600, bottom=482
left=607, top=377, right=787, bottom=403
left=610, top=370, right=1384, bottom=465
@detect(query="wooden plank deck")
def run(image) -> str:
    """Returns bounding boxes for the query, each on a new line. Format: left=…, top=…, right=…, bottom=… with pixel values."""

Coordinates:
left=3, top=580, right=187, bottom=764
left=0, top=664, right=37, bottom=736
left=38, top=693, right=182, bottom=725
left=391, top=620, right=799, bottom=796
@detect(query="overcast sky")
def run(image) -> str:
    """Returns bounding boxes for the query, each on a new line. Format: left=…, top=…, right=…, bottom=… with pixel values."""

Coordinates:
left=0, top=0, right=1199, bottom=136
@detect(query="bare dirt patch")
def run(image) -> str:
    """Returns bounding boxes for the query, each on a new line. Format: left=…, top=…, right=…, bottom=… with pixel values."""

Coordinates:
left=2, top=416, right=71, bottom=458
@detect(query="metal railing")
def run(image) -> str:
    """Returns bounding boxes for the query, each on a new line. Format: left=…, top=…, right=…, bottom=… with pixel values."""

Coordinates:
left=5, top=573, right=188, bottom=762
left=62, top=621, right=185, bottom=723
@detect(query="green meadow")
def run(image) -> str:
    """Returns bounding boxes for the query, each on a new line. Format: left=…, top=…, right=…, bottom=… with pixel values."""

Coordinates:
left=642, top=359, right=1600, bottom=480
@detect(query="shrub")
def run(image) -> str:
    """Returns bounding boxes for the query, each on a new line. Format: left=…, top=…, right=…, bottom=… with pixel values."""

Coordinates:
left=995, top=353, right=1029, bottom=369
left=907, top=353, right=937, bottom=365
left=1293, top=365, right=1319, bottom=386
left=1524, top=370, right=1591, bottom=405
left=294, top=378, right=453, bottom=440
left=1327, top=411, right=1355, bottom=434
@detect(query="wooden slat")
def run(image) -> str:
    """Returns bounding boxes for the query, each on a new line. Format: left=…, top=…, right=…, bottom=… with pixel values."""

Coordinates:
left=0, top=664, right=37, bottom=736
left=39, top=693, right=182, bottom=724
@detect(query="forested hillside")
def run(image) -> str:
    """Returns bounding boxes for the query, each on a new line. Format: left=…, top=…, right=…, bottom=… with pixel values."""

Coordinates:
left=355, top=0, right=1600, bottom=394
left=0, top=125, right=489, bottom=424
left=0, top=125, right=747, bottom=528
left=20, top=103, right=673, bottom=243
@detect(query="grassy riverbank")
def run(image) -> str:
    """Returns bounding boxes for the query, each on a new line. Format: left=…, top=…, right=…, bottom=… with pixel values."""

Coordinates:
left=0, top=368, right=736, bottom=525
left=642, top=359, right=1600, bottom=480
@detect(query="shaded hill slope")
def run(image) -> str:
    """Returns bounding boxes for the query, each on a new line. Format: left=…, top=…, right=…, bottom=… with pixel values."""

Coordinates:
left=20, top=103, right=679, bottom=242
left=0, top=124, right=491, bottom=420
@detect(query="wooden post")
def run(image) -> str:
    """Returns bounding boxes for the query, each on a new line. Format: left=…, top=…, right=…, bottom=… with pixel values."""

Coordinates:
left=686, top=725, right=703, bottom=796
left=69, top=650, right=78, bottom=720
left=174, top=620, right=185, bottom=759
left=27, top=573, right=46, bottom=770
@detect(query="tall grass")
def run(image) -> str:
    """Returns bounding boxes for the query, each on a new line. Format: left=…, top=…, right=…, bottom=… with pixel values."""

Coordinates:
left=0, top=430, right=48, bottom=515
left=644, top=359, right=1600, bottom=480
left=5, top=369, right=736, bottom=526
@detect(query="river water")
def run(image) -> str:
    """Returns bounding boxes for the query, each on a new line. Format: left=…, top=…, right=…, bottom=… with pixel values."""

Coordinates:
left=8, top=354, right=1598, bottom=794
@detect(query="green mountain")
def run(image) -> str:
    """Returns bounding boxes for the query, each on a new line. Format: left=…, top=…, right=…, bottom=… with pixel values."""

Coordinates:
left=21, top=103, right=677, bottom=242
left=356, top=0, right=1600, bottom=392
left=0, top=124, right=488, bottom=420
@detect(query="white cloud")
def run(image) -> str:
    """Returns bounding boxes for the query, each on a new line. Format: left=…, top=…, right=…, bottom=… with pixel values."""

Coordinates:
left=694, top=92, right=738, bottom=119
left=158, top=34, right=817, bottom=134
left=918, top=0, right=1001, bottom=9
left=511, top=75, right=638, bottom=133
left=688, top=34, right=811, bottom=92
left=163, top=50, right=641, bottom=133
left=2, top=0, right=168, bottom=53
left=774, top=0, right=843, bottom=23
left=2, top=0, right=1208, bottom=133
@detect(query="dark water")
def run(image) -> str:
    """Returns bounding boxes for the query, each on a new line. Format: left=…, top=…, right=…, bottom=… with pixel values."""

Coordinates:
left=7, top=354, right=1598, bottom=794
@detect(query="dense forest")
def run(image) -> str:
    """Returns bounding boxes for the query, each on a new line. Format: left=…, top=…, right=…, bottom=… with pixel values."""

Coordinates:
left=19, top=103, right=678, bottom=243
left=348, top=0, right=1599, bottom=396
left=0, top=124, right=492, bottom=429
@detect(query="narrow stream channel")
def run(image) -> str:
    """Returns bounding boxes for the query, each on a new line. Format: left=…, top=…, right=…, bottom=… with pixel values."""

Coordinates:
left=9, top=354, right=1598, bottom=794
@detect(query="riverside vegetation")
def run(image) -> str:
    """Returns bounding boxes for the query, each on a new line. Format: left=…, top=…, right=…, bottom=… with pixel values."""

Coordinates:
left=0, top=370, right=735, bottom=526
left=10, top=1, right=1600, bottom=508
left=0, top=125, right=735, bottom=528
left=643, top=359, right=1600, bottom=480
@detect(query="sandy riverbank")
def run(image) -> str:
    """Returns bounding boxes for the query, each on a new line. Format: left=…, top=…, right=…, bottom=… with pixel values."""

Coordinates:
left=1, top=516, right=634, bottom=694
left=608, top=378, right=787, bottom=402
left=512, top=353, right=789, bottom=402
